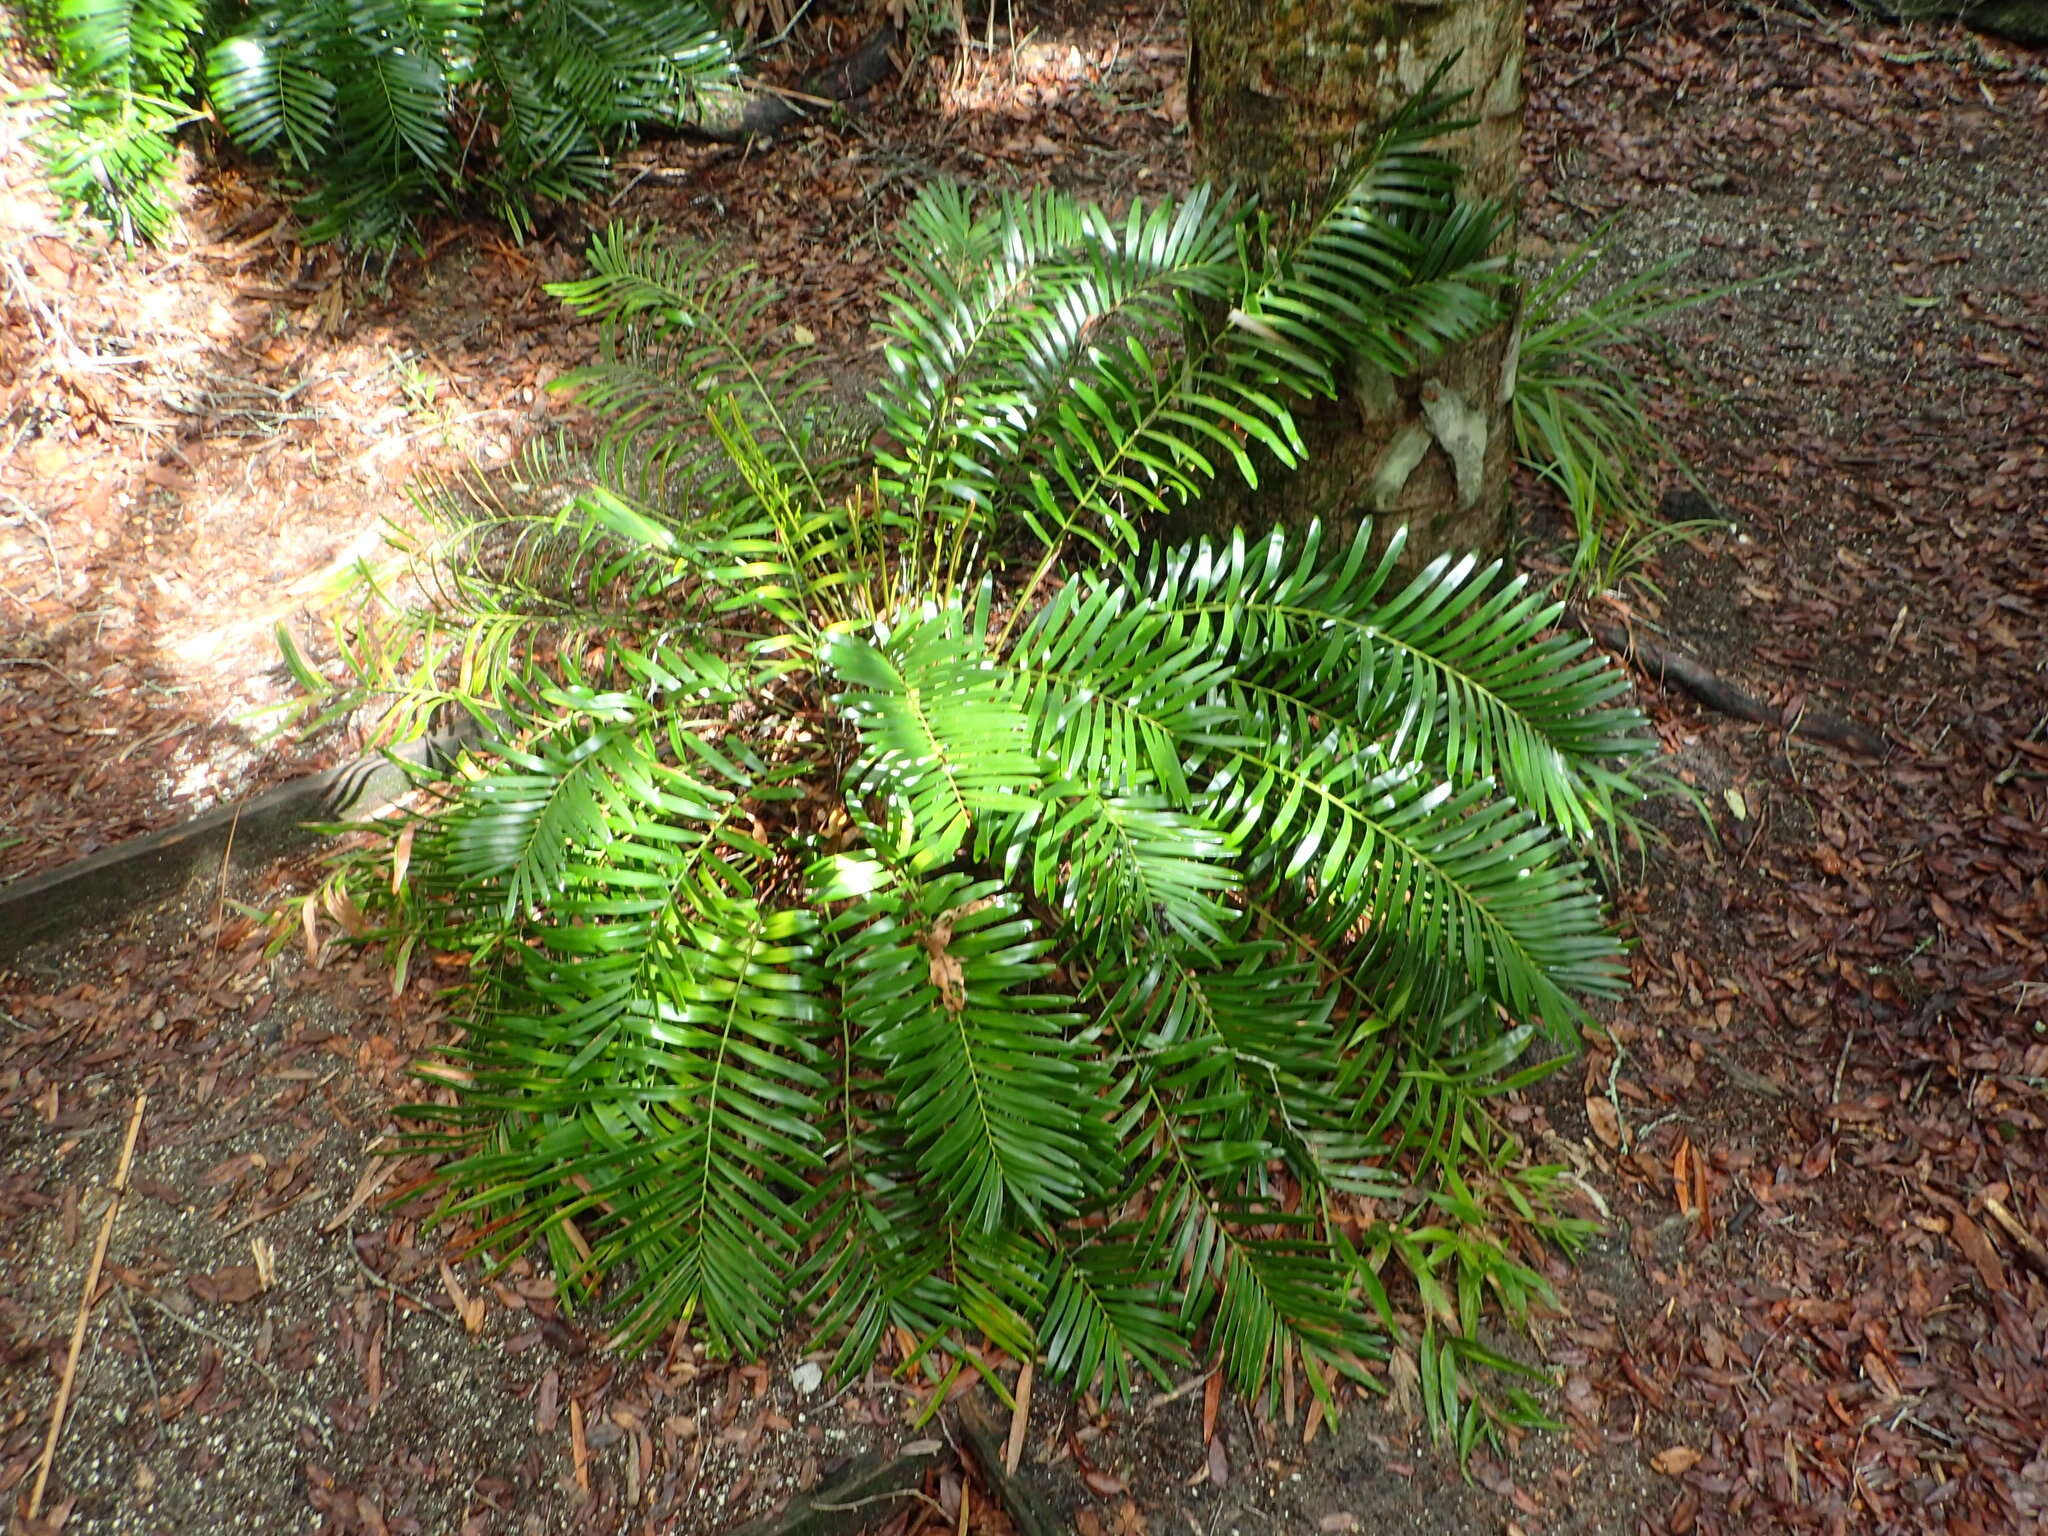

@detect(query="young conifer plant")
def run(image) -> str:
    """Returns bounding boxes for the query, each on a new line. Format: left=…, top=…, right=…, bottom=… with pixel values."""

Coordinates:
left=305, top=86, right=1656, bottom=1440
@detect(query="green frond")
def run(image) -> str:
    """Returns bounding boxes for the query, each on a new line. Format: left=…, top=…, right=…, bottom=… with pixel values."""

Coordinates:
left=1021, top=790, right=1238, bottom=943
left=1210, top=712, right=1616, bottom=1035
left=827, top=609, right=1043, bottom=865
left=831, top=869, right=1101, bottom=1233
left=871, top=183, right=1240, bottom=549
left=547, top=228, right=848, bottom=551
left=586, top=900, right=831, bottom=1353
left=1516, top=234, right=1758, bottom=598
left=1079, top=939, right=1383, bottom=1405
left=1231, top=82, right=1511, bottom=380
left=35, top=88, right=189, bottom=243
left=866, top=137, right=1503, bottom=563
left=1002, top=573, right=1235, bottom=800
left=1211, top=1223, right=1377, bottom=1405
left=52, top=0, right=200, bottom=84
left=1135, top=522, right=1654, bottom=837
left=207, top=28, right=336, bottom=165
left=438, top=723, right=648, bottom=916
left=798, top=1148, right=959, bottom=1381
left=1039, top=1236, right=1187, bottom=1399
left=402, top=896, right=829, bottom=1356
left=1097, top=936, right=1401, bottom=1209
left=418, top=688, right=772, bottom=924
left=34, top=0, right=735, bottom=245
left=29, top=0, right=201, bottom=242
left=345, top=22, right=453, bottom=169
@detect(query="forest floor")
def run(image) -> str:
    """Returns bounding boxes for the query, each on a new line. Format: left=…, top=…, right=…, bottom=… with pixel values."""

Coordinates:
left=3, top=2, right=2046, bottom=1534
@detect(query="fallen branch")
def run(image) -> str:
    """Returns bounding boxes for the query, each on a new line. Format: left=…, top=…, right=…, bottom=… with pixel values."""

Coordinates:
left=112, top=1286, right=163, bottom=1429
left=954, top=1390, right=1065, bottom=1536
left=29, top=1092, right=146, bottom=1520
left=1571, top=613, right=1889, bottom=758
left=672, top=22, right=900, bottom=145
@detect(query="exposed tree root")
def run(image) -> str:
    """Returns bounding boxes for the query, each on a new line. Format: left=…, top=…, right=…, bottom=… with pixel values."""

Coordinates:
left=1573, top=613, right=1891, bottom=758
left=677, top=22, right=901, bottom=144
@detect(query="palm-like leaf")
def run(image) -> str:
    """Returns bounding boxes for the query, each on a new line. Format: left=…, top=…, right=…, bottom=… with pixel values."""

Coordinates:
left=833, top=869, right=1100, bottom=1233
left=208, top=29, right=337, bottom=164
left=1022, top=790, right=1238, bottom=943
left=309, top=126, right=1658, bottom=1424
left=1039, top=1236, right=1187, bottom=1399
left=1135, top=523, right=1653, bottom=838
left=56, top=0, right=198, bottom=83
left=828, top=610, right=1043, bottom=865
left=34, top=0, right=200, bottom=241
left=412, top=898, right=829, bottom=1355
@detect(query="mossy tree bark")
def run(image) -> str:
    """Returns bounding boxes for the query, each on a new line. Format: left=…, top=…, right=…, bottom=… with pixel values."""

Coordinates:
left=1186, top=0, right=1525, bottom=567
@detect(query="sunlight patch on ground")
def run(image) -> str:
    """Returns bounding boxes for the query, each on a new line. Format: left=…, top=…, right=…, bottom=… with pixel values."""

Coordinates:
left=934, top=29, right=1186, bottom=139
left=0, top=63, right=539, bottom=873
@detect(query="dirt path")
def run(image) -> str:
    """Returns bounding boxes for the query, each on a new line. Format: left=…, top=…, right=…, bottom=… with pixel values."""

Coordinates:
left=4, top=3, right=2045, bottom=1534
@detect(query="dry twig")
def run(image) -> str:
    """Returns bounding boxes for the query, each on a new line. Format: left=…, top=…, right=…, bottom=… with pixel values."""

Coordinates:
left=139, top=1293, right=283, bottom=1391
left=29, top=1092, right=146, bottom=1519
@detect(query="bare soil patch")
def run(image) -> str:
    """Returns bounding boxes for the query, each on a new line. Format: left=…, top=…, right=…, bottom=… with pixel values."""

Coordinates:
left=4, top=2, right=2045, bottom=1534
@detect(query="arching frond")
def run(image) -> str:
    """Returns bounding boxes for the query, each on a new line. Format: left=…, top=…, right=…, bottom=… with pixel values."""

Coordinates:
left=405, top=899, right=828, bottom=1356
left=871, top=183, right=1241, bottom=550
left=827, top=610, right=1043, bottom=866
left=1019, top=790, right=1239, bottom=943
left=831, top=870, right=1101, bottom=1234
left=1135, top=523, right=1655, bottom=837
left=1039, top=1235, right=1187, bottom=1399
left=208, top=29, right=337, bottom=164
left=1074, top=938, right=1389, bottom=1404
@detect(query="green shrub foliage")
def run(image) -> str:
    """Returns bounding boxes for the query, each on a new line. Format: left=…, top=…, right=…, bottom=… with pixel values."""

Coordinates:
left=20, top=0, right=734, bottom=244
left=1513, top=236, right=1742, bottom=597
left=26, top=0, right=205, bottom=242
left=309, top=91, right=1654, bottom=1422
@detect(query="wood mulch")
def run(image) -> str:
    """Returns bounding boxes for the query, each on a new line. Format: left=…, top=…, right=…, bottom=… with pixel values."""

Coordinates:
left=4, top=2, right=2045, bottom=1533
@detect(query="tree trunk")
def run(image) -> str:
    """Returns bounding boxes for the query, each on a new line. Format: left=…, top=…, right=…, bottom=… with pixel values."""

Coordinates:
left=1186, top=0, right=1525, bottom=567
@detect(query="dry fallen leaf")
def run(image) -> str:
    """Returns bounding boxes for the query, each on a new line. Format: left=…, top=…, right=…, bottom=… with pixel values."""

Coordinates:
left=924, top=910, right=966, bottom=1013
left=1080, top=1465, right=1128, bottom=1498
left=366, top=1324, right=385, bottom=1414
left=1950, top=1209, right=2008, bottom=1295
left=1068, top=1431, right=1127, bottom=1498
left=1585, top=1096, right=1623, bottom=1151
left=189, top=1264, right=263, bottom=1305
left=1387, top=1344, right=1420, bottom=1421
left=1005, top=1359, right=1034, bottom=1475
left=536, top=1366, right=560, bottom=1433
left=323, top=881, right=371, bottom=938
left=439, top=1260, right=486, bottom=1332
left=391, top=822, right=415, bottom=893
